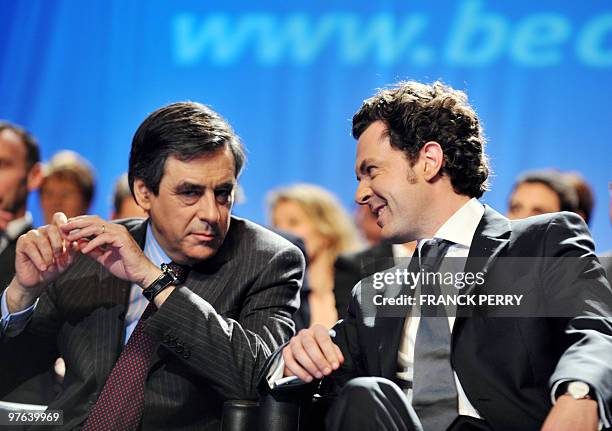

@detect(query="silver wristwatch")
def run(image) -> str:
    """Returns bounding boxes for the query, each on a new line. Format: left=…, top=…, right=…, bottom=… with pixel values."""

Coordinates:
left=564, top=381, right=592, bottom=400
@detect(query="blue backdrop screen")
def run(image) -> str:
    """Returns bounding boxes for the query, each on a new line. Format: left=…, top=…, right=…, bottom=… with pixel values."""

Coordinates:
left=1, top=0, right=611, bottom=249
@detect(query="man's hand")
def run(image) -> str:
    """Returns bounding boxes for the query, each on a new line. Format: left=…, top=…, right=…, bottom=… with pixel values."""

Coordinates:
left=61, top=215, right=160, bottom=287
left=541, top=395, right=599, bottom=431
left=282, top=325, right=344, bottom=382
left=8, top=212, right=77, bottom=312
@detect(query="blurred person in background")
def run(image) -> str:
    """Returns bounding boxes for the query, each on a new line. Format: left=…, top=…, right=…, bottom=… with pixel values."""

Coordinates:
left=111, top=173, right=147, bottom=219
left=0, top=122, right=42, bottom=289
left=39, top=150, right=95, bottom=223
left=507, top=169, right=579, bottom=220
left=269, top=183, right=362, bottom=328
left=563, top=171, right=595, bottom=226
left=0, top=121, right=59, bottom=406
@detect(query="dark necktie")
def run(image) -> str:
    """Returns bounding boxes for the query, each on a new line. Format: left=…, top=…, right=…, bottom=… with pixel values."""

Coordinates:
left=83, top=262, right=190, bottom=431
left=411, top=239, right=458, bottom=431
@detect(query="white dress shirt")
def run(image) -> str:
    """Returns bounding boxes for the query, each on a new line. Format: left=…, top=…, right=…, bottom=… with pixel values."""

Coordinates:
left=396, top=197, right=484, bottom=418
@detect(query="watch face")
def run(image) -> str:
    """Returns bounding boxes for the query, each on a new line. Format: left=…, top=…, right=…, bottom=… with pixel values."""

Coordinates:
left=568, top=381, right=590, bottom=398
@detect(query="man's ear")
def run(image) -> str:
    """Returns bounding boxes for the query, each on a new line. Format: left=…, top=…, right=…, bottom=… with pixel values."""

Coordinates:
left=27, top=162, right=43, bottom=192
left=420, top=141, right=444, bottom=181
left=133, top=178, right=153, bottom=211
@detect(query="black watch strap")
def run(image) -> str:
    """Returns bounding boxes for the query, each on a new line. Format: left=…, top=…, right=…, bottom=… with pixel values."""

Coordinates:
left=142, top=263, right=179, bottom=302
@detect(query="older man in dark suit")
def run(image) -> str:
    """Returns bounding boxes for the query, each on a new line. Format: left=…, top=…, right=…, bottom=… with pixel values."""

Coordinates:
left=272, top=81, right=612, bottom=431
left=1, top=103, right=304, bottom=430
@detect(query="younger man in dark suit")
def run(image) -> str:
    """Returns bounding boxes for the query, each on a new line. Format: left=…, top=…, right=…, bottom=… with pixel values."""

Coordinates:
left=1, top=103, right=304, bottom=429
left=273, top=81, right=612, bottom=431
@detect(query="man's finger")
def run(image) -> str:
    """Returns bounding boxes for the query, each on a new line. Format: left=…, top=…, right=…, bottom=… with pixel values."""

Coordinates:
left=60, top=216, right=102, bottom=233
left=31, top=230, right=56, bottom=268
left=46, top=225, right=65, bottom=257
left=312, top=325, right=341, bottom=369
left=79, top=233, right=114, bottom=254
left=52, top=212, right=68, bottom=227
left=65, top=223, right=108, bottom=242
left=334, top=344, right=345, bottom=366
left=289, top=335, right=323, bottom=379
left=21, top=237, right=48, bottom=272
left=282, top=346, right=312, bottom=382
left=301, top=331, right=332, bottom=375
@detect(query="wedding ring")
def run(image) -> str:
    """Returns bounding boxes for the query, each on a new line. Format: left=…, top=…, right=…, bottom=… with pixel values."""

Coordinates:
left=101, top=224, right=106, bottom=234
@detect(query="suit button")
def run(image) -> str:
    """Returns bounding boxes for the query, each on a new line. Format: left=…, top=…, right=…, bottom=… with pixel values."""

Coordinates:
left=162, top=335, right=171, bottom=343
left=183, top=351, right=191, bottom=359
left=176, top=345, right=184, bottom=353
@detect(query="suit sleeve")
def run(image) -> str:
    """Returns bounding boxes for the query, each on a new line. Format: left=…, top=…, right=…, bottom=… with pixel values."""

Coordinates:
left=257, top=281, right=368, bottom=398
left=0, top=282, right=61, bottom=397
left=143, top=243, right=304, bottom=400
left=545, top=212, right=612, bottom=427
left=333, top=255, right=361, bottom=320
left=319, top=281, right=369, bottom=394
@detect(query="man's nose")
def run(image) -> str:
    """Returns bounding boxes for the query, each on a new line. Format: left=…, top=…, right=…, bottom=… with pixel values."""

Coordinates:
left=197, top=193, right=221, bottom=224
left=355, top=181, right=371, bottom=206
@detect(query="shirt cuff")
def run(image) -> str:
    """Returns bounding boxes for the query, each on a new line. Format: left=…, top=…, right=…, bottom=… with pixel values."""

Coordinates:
left=1, top=290, right=37, bottom=335
left=266, top=355, right=286, bottom=389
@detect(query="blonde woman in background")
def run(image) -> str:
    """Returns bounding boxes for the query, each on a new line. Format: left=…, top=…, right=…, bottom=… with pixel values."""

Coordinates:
left=269, top=184, right=362, bottom=328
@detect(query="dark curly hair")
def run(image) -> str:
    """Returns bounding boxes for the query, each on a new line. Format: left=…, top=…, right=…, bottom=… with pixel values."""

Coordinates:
left=352, top=81, right=490, bottom=198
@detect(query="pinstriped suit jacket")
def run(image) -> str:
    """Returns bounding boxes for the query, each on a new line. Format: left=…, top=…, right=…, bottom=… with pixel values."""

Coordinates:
left=0, top=216, right=305, bottom=430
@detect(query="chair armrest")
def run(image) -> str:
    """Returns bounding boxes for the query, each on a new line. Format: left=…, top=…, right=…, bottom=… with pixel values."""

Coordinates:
left=221, top=400, right=259, bottom=431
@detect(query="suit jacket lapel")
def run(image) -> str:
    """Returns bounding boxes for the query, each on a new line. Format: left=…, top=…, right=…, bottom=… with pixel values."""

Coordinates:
left=455, top=206, right=511, bottom=326
left=376, top=254, right=417, bottom=379
left=377, top=315, right=408, bottom=379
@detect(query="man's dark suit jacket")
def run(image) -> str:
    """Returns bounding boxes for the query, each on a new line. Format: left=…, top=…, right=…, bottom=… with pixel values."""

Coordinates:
left=333, top=243, right=394, bottom=320
left=321, top=207, right=612, bottom=431
left=1, top=221, right=58, bottom=406
left=602, top=252, right=612, bottom=293
left=1, top=216, right=304, bottom=430
left=272, top=230, right=311, bottom=331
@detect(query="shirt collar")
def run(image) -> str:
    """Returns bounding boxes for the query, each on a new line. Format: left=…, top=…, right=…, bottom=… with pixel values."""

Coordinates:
left=430, top=197, right=484, bottom=248
left=143, top=222, right=171, bottom=266
left=5, top=212, right=33, bottom=240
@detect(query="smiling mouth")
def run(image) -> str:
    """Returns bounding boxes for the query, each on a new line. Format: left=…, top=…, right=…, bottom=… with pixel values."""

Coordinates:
left=371, top=204, right=388, bottom=226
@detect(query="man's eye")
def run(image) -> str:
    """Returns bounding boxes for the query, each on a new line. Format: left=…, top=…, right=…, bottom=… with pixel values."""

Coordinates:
left=181, top=191, right=199, bottom=197
left=215, top=190, right=232, bottom=204
left=366, top=166, right=379, bottom=177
